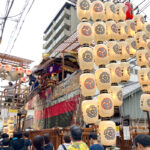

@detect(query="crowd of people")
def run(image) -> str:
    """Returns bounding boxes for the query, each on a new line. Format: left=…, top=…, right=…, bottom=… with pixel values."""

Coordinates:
left=0, top=125, right=150, bottom=150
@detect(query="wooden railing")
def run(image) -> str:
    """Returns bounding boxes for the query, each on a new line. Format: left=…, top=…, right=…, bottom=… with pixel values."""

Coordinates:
left=29, top=126, right=149, bottom=150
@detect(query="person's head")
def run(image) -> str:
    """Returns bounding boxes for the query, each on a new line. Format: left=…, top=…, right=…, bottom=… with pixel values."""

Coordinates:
left=33, top=135, right=44, bottom=149
left=8, top=82, right=13, bottom=87
left=1, top=133, right=9, bottom=139
left=135, top=134, right=150, bottom=150
left=63, top=133, right=71, bottom=143
left=89, top=132, right=98, bottom=144
left=2, top=138, right=10, bottom=146
left=43, top=133, right=50, bottom=145
left=24, top=132, right=29, bottom=138
left=70, top=125, right=82, bottom=142
left=15, top=132, right=23, bottom=139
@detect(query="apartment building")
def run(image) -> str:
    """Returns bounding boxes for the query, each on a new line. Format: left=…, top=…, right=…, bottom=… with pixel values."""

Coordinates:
left=43, top=2, right=79, bottom=57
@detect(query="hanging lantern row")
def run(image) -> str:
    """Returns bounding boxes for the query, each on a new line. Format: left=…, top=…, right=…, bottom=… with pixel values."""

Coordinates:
left=0, top=63, right=32, bottom=76
left=77, top=0, right=127, bottom=22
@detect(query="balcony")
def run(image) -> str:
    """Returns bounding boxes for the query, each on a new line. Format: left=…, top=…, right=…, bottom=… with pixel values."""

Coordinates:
left=46, top=29, right=70, bottom=54
left=43, top=18, right=70, bottom=49
left=43, top=8, right=70, bottom=41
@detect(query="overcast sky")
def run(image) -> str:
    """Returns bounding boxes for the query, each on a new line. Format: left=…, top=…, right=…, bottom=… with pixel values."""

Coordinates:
left=0, top=0, right=67, bottom=68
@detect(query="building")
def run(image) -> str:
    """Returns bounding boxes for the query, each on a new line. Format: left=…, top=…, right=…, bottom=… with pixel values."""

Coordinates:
left=43, top=2, right=79, bottom=57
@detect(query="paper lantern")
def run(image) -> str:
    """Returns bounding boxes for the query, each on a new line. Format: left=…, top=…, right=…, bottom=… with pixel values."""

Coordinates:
left=91, top=1, right=105, bottom=22
left=8, top=117, right=14, bottom=124
left=141, top=84, right=150, bottom=93
left=108, top=86, right=123, bottom=106
left=21, top=77, right=26, bottom=83
left=126, top=19, right=135, bottom=37
left=146, top=39, right=150, bottom=56
left=136, top=31, right=147, bottom=49
left=42, top=53, right=50, bottom=60
left=138, top=68, right=150, bottom=86
left=134, top=14, right=144, bottom=32
left=77, top=0, right=91, bottom=21
left=16, top=67, right=23, bottom=74
left=107, top=41, right=120, bottom=61
left=24, top=69, right=32, bottom=76
left=78, top=47, right=94, bottom=71
left=119, top=41, right=130, bottom=61
left=80, top=73, right=96, bottom=97
left=4, top=65, right=12, bottom=72
left=3, top=120, right=8, bottom=127
left=117, top=22, right=128, bottom=40
left=95, top=68, right=111, bottom=91
left=136, top=50, right=149, bottom=67
left=105, top=1, right=116, bottom=21
left=93, top=44, right=109, bottom=66
left=99, top=121, right=116, bottom=146
left=106, top=21, right=118, bottom=41
left=115, top=3, right=127, bottom=22
left=120, top=62, right=130, bottom=82
left=144, top=22, right=150, bottom=38
left=8, top=124, right=14, bottom=133
left=97, top=94, right=114, bottom=117
left=140, top=94, right=150, bottom=111
left=82, top=100, right=98, bottom=124
left=93, top=21, right=106, bottom=43
left=3, top=127, right=9, bottom=134
left=107, top=63, right=122, bottom=84
left=126, top=37, right=136, bottom=56
left=77, top=22, right=93, bottom=46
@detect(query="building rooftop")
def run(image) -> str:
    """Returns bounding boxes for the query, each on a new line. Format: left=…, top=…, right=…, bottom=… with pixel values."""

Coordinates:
left=44, top=2, right=75, bottom=34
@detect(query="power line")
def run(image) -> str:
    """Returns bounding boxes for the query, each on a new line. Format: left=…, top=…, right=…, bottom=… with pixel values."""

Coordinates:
left=0, top=0, right=14, bottom=44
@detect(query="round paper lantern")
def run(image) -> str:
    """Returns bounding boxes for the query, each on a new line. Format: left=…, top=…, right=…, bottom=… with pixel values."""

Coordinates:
left=141, top=84, right=150, bottom=93
left=146, top=39, right=150, bottom=56
left=78, top=47, right=94, bottom=71
left=92, top=21, right=106, bottom=43
left=4, top=65, right=12, bottom=72
left=136, top=50, right=149, bottom=67
left=105, top=1, right=116, bottom=21
left=108, top=86, right=123, bottom=106
left=42, top=53, right=50, bottom=60
left=3, top=120, right=8, bottom=127
left=91, top=1, right=105, bottom=22
left=24, top=69, right=32, bottom=76
left=99, top=121, right=116, bottom=146
left=107, top=41, right=120, bottom=61
left=80, top=73, right=96, bottom=97
left=77, top=22, right=93, bottom=46
left=117, top=22, right=128, bottom=40
left=119, top=41, right=130, bottom=61
left=8, top=124, right=14, bottom=133
left=21, top=77, right=26, bottom=83
left=106, top=21, right=118, bottom=41
left=115, top=3, right=126, bottom=22
left=93, top=44, right=109, bottom=66
left=77, top=0, right=91, bottom=21
left=134, top=14, right=144, bottom=32
left=95, top=68, right=111, bottom=91
left=120, top=62, right=130, bottom=82
left=16, top=67, right=23, bottom=74
left=126, top=37, right=136, bottom=56
left=136, top=31, right=147, bottom=49
left=126, top=19, right=135, bottom=37
left=8, top=116, right=14, bottom=124
left=3, top=127, right=9, bottom=134
left=107, top=63, right=122, bottom=84
left=82, top=100, right=98, bottom=124
left=144, top=22, right=150, bottom=38
left=138, top=68, right=150, bottom=86
left=140, top=94, right=150, bottom=111
left=97, top=94, right=114, bottom=117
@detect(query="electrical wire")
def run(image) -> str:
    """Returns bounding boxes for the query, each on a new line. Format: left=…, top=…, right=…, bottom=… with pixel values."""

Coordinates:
left=7, top=0, right=36, bottom=55
left=139, top=1, right=150, bottom=13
